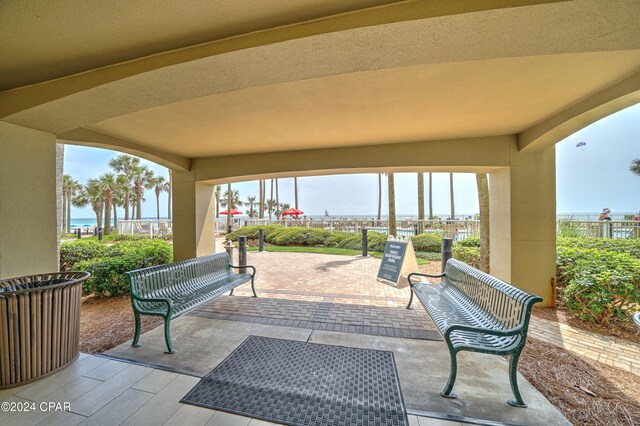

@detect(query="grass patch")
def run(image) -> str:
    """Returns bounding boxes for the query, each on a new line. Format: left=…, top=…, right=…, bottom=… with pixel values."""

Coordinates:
left=246, top=246, right=429, bottom=264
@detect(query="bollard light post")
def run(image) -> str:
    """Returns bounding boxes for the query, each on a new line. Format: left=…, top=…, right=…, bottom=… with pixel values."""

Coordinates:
left=77, top=228, right=81, bottom=239
left=441, top=238, right=453, bottom=272
left=238, top=236, right=247, bottom=274
left=361, top=228, right=368, bottom=257
left=258, top=229, right=265, bottom=252
left=98, top=228, right=103, bottom=241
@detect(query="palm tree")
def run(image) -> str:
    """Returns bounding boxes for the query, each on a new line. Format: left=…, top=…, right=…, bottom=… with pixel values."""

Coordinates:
left=258, top=180, right=265, bottom=219
left=388, top=173, right=397, bottom=236
left=631, top=159, right=640, bottom=176
left=449, top=173, right=455, bottom=221
left=112, top=176, right=127, bottom=231
left=269, top=179, right=274, bottom=220
left=294, top=177, right=299, bottom=210
left=275, top=178, right=280, bottom=219
left=417, top=173, right=425, bottom=233
left=109, top=155, right=140, bottom=220
left=476, top=173, right=490, bottom=273
left=73, top=181, right=104, bottom=230
left=214, top=185, right=221, bottom=219
left=167, top=170, right=173, bottom=221
left=62, top=175, right=81, bottom=233
left=280, top=202, right=291, bottom=211
left=226, top=183, right=232, bottom=232
left=130, top=165, right=154, bottom=220
left=93, top=173, right=119, bottom=234
left=428, top=172, right=434, bottom=219
left=246, top=196, right=257, bottom=218
left=377, top=173, right=382, bottom=223
left=151, top=176, right=169, bottom=221
left=221, top=186, right=244, bottom=231
left=266, top=199, right=276, bottom=219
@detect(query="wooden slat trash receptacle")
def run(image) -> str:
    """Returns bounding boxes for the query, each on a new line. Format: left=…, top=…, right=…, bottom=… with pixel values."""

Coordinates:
left=0, top=272, right=90, bottom=389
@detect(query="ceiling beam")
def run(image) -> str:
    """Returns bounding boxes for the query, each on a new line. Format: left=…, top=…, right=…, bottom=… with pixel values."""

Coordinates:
left=188, top=135, right=513, bottom=183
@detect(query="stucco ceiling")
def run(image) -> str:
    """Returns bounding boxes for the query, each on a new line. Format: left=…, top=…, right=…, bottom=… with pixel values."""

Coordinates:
left=2, top=0, right=640, bottom=163
left=86, top=52, right=640, bottom=157
left=0, top=0, right=397, bottom=90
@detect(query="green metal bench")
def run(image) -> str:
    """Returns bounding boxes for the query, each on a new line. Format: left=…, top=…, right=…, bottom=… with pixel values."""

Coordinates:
left=406, top=258, right=542, bottom=407
left=127, top=253, right=256, bottom=354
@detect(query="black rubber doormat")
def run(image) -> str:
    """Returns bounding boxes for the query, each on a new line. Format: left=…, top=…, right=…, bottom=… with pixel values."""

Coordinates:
left=180, top=335, right=409, bottom=426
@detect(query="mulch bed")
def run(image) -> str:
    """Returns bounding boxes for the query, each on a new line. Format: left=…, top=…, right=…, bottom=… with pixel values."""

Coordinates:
left=80, top=295, right=162, bottom=354
left=521, top=337, right=640, bottom=426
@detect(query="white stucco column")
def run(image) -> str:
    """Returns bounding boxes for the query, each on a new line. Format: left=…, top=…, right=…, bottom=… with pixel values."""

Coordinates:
left=489, top=143, right=556, bottom=306
left=0, top=122, right=59, bottom=279
left=172, top=171, right=216, bottom=261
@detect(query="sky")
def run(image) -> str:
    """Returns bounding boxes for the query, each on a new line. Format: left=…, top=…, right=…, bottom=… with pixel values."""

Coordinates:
left=64, top=104, right=640, bottom=219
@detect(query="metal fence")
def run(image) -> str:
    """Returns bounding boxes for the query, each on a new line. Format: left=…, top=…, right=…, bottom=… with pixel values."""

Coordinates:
left=241, top=219, right=480, bottom=240
left=557, top=219, right=640, bottom=239
left=117, top=220, right=172, bottom=237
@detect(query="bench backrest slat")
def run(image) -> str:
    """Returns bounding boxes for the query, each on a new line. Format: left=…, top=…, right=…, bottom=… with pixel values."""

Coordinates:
left=444, top=259, right=541, bottom=330
left=128, top=253, right=232, bottom=299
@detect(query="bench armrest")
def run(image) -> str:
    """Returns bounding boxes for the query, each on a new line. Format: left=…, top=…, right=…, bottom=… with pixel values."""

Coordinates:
left=131, top=294, right=173, bottom=316
left=444, top=324, right=522, bottom=340
left=229, top=264, right=256, bottom=277
left=407, top=272, right=444, bottom=287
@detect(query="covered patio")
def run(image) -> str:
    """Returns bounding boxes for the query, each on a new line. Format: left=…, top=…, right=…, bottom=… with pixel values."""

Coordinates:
left=1, top=0, right=639, bottom=424
left=2, top=247, right=570, bottom=425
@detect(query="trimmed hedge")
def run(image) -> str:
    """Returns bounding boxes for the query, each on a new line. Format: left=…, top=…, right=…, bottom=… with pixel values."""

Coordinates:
left=452, top=246, right=480, bottom=269
left=411, top=233, right=442, bottom=252
left=65, top=239, right=172, bottom=297
left=60, top=239, right=109, bottom=270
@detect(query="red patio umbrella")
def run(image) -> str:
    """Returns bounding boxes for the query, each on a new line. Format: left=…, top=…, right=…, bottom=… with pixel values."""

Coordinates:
left=219, top=209, right=243, bottom=215
left=282, top=208, right=304, bottom=216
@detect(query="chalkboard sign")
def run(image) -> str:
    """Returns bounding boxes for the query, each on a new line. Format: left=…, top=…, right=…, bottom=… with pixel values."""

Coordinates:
left=377, top=240, right=408, bottom=284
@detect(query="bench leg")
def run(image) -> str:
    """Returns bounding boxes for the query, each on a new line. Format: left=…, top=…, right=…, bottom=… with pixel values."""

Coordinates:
left=441, top=350, right=458, bottom=399
left=507, top=354, right=527, bottom=408
left=163, top=317, right=175, bottom=354
left=406, top=287, right=414, bottom=309
left=251, top=276, right=257, bottom=298
left=229, top=288, right=234, bottom=296
left=131, top=312, right=142, bottom=348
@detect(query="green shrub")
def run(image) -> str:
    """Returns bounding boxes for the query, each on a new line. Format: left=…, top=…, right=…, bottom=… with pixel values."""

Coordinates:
left=410, top=233, right=442, bottom=252
left=74, top=239, right=173, bottom=297
left=557, top=242, right=640, bottom=324
left=270, top=228, right=331, bottom=246
left=60, top=239, right=109, bottom=270
left=368, top=233, right=389, bottom=251
left=452, top=246, right=480, bottom=269
left=559, top=248, right=640, bottom=324
left=325, top=232, right=353, bottom=247
left=336, top=232, right=388, bottom=251
left=456, top=236, right=480, bottom=247
left=557, top=237, right=640, bottom=259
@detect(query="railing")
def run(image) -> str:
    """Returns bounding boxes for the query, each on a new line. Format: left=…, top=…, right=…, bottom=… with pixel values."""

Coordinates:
left=557, top=219, right=640, bottom=239
left=117, top=220, right=172, bottom=237
left=242, top=219, right=480, bottom=240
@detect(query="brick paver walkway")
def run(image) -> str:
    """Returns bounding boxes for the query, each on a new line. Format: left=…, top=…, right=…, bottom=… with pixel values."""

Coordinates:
left=529, top=317, right=640, bottom=376
left=192, top=246, right=440, bottom=340
left=207, top=240, right=640, bottom=374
